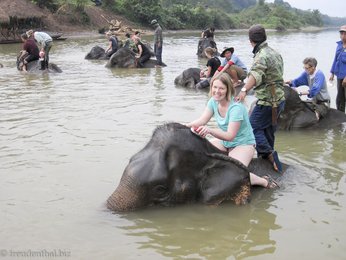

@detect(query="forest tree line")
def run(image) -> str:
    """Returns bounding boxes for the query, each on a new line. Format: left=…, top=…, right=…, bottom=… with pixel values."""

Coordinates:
left=30, top=0, right=345, bottom=30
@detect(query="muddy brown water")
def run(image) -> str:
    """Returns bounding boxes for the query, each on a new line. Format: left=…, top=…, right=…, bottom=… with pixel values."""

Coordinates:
left=0, top=30, right=345, bottom=259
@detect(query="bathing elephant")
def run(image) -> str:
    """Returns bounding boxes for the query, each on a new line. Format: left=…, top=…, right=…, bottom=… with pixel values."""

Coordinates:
left=174, top=67, right=201, bottom=89
left=197, top=37, right=218, bottom=58
left=0, top=63, right=3, bottom=68
left=278, top=85, right=346, bottom=130
left=105, top=47, right=166, bottom=68
left=107, top=123, right=286, bottom=212
left=85, top=45, right=108, bottom=60
left=16, top=54, right=62, bottom=73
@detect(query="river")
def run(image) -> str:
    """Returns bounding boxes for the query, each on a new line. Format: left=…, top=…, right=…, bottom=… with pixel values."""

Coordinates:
left=0, top=29, right=345, bottom=260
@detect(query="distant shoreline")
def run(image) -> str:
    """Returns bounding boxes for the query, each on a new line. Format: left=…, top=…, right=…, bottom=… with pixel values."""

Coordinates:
left=59, top=26, right=339, bottom=40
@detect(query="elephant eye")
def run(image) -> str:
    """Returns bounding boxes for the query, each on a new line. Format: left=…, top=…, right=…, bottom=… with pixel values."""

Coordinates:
left=153, top=185, right=168, bottom=195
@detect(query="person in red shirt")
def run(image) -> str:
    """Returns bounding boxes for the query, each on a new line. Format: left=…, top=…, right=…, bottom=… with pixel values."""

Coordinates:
left=19, top=33, right=39, bottom=72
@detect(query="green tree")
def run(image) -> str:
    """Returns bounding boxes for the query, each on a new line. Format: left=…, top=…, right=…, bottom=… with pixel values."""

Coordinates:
left=31, top=0, right=58, bottom=11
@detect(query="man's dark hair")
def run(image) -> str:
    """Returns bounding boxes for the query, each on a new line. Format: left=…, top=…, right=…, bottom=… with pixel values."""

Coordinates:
left=21, top=33, right=28, bottom=40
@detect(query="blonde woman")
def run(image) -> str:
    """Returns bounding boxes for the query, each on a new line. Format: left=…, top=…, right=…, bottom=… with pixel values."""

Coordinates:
left=187, top=73, right=278, bottom=188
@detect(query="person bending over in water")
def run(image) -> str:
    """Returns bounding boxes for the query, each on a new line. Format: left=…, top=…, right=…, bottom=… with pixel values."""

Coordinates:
left=18, top=33, right=39, bottom=72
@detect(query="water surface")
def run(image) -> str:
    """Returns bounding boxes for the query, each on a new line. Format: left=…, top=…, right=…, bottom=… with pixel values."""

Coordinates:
left=0, top=30, right=345, bottom=259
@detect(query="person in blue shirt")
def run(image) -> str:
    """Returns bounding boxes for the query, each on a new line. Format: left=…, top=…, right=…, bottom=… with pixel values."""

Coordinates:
left=286, top=57, right=330, bottom=119
left=330, top=25, right=346, bottom=112
left=186, top=73, right=278, bottom=189
left=213, top=47, right=247, bottom=87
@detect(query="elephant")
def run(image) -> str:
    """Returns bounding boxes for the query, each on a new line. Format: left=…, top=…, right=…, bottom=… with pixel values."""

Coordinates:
left=278, top=85, right=346, bottom=130
left=174, top=67, right=201, bottom=89
left=197, top=37, right=218, bottom=58
left=105, top=47, right=166, bottom=68
left=16, top=53, right=62, bottom=73
left=107, top=123, right=286, bottom=212
left=85, top=45, right=108, bottom=60
left=0, top=63, right=3, bottom=68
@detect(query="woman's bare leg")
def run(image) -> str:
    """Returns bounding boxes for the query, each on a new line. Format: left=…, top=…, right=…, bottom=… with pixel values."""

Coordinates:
left=228, top=145, right=270, bottom=188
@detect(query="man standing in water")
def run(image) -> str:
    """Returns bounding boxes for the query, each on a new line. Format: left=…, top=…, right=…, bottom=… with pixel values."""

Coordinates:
left=236, top=24, right=285, bottom=173
left=151, top=19, right=163, bottom=67
left=330, top=25, right=346, bottom=113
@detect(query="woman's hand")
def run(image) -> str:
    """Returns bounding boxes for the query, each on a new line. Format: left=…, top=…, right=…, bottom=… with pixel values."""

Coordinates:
left=194, top=125, right=210, bottom=138
left=342, top=77, right=346, bottom=87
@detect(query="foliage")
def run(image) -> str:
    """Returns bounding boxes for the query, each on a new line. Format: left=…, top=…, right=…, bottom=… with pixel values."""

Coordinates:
left=31, top=0, right=58, bottom=12
left=58, top=0, right=91, bottom=11
left=233, top=1, right=324, bottom=30
left=30, top=0, right=327, bottom=30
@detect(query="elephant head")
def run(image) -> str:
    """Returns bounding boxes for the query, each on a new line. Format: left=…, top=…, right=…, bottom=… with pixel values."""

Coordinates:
left=106, top=47, right=137, bottom=68
left=197, top=38, right=218, bottom=58
left=107, top=123, right=252, bottom=212
left=85, top=45, right=108, bottom=60
left=174, top=68, right=201, bottom=89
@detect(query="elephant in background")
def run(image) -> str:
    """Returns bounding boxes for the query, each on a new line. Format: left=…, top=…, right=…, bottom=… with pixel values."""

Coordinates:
left=174, top=67, right=201, bottom=89
left=105, top=47, right=166, bottom=68
left=0, top=63, right=3, bottom=68
left=107, top=123, right=285, bottom=212
left=197, top=38, right=218, bottom=58
left=85, top=45, right=108, bottom=60
left=278, top=85, right=346, bottom=130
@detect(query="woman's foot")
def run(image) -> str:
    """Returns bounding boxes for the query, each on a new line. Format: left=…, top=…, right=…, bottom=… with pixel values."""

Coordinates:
left=263, top=175, right=279, bottom=189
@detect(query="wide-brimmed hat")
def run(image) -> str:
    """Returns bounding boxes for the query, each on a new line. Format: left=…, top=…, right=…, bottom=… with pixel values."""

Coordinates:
left=339, top=25, right=346, bottom=32
left=150, top=19, right=158, bottom=25
left=220, top=47, right=234, bottom=57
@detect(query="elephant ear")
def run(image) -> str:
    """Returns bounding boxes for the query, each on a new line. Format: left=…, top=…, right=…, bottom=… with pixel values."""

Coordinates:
left=200, top=154, right=251, bottom=205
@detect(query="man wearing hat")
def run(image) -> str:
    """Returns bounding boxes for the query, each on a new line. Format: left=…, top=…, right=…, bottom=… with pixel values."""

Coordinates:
left=329, top=25, right=346, bottom=113
left=214, top=47, right=247, bottom=86
left=151, top=19, right=163, bottom=67
left=236, top=24, right=285, bottom=173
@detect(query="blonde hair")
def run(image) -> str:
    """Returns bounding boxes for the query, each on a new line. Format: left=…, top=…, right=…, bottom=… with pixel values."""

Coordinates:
left=209, top=73, right=235, bottom=101
left=204, top=47, right=217, bottom=57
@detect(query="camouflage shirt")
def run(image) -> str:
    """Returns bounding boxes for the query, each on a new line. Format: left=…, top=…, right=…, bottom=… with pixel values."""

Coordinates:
left=249, top=41, right=285, bottom=106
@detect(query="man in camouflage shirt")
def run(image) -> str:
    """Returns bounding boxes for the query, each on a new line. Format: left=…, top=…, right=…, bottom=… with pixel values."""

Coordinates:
left=236, top=24, right=285, bottom=173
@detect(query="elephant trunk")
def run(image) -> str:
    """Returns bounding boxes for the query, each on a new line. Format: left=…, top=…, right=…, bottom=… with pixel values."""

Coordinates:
left=107, top=176, right=144, bottom=212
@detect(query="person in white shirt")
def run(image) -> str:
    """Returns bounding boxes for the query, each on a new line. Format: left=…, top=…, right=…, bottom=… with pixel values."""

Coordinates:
left=26, top=30, right=53, bottom=70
